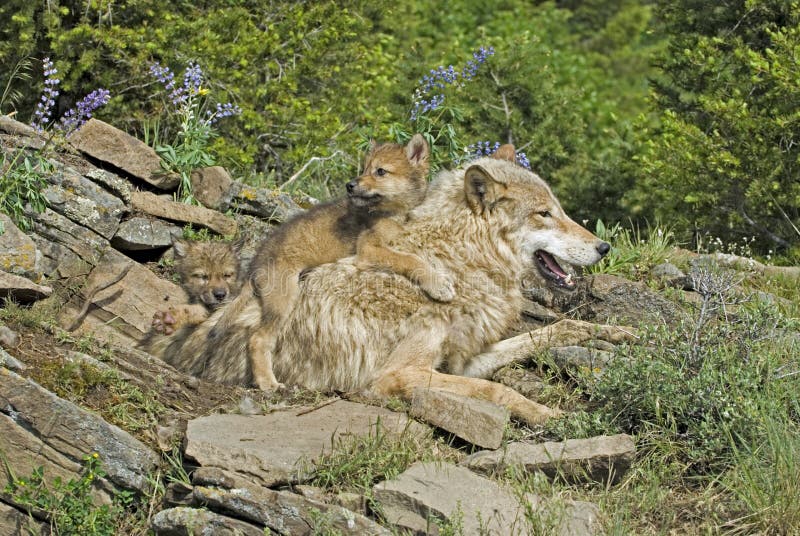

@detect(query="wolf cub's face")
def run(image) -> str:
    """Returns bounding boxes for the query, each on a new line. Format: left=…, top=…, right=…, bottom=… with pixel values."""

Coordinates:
left=173, top=239, right=241, bottom=309
left=346, top=133, right=430, bottom=213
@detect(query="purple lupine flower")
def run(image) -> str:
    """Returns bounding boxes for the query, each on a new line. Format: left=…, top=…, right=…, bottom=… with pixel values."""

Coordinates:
left=461, top=46, right=495, bottom=81
left=58, top=88, right=111, bottom=134
left=183, top=62, right=204, bottom=95
left=467, top=140, right=530, bottom=169
left=410, top=46, right=495, bottom=121
left=31, top=58, right=61, bottom=133
left=206, top=102, right=242, bottom=124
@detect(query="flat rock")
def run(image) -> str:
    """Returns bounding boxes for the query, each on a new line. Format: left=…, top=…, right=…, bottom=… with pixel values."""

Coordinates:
left=26, top=207, right=110, bottom=274
left=0, top=115, right=38, bottom=138
left=0, top=347, right=24, bottom=370
left=190, top=484, right=389, bottom=535
left=190, top=166, right=233, bottom=210
left=492, top=367, right=546, bottom=399
left=0, top=501, right=48, bottom=535
left=0, top=367, right=159, bottom=493
left=374, top=461, right=600, bottom=535
left=42, top=163, right=127, bottom=240
left=151, top=506, right=264, bottom=536
left=111, top=217, right=181, bottom=251
left=0, top=214, right=43, bottom=278
left=131, top=190, right=237, bottom=236
left=410, top=387, right=508, bottom=449
left=462, top=434, right=635, bottom=484
left=650, top=262, right=688, bottom=288
left=224, top=182, right=303, bottom=223
left=184, top=400, right=423, bottom=487
left=60, top=248, right=188, bottom=341
left=0, top=270, right=52, bottom=303
left=69, top=119, right=179, bottom=189
left=84, top=168, right=132, bottom=204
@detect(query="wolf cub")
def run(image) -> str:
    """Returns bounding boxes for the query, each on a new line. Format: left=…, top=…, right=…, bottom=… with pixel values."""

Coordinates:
left=232, top=134, right=454, bottom=389
left=143, top=238, right=241, bottom=350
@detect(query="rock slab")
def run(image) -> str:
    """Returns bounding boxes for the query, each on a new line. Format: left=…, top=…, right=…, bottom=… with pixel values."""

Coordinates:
left=411, top=387, right=508, bottom=449
left=69, top=118, right=179, bottom=189
left=111, top=216, right=180, bottom=251
left=374, top=461, right=600, bottom=535
left=151, top=506, right=264, bottom=536
left=0, top=367, right=159, bottom=493
left=131, top=190, right=237, bottom=236
left=0, top=214, right=42, bottom=278
left=0, top=270, right=52, bottom=303
left=462, top=434, right=635, bottom=484
left=184, top=400, right=423, bottom=487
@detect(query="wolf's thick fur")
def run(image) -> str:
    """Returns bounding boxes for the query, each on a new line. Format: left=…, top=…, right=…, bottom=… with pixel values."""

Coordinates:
left=215, top=134, right=454, bottom=390
left=159, top=149, right=625, bottom=424
left=139, top=239, right=241, bottom=357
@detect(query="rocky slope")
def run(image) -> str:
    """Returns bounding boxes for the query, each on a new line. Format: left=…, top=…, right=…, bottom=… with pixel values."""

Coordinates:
left=1, top=116, right=797, bottom=534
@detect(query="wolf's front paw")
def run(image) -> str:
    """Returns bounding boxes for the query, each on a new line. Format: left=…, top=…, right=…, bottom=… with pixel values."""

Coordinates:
left=255, top=377, right=285, bottom=391
left=421, top=271, right=456, bottom=302
left=151, top=309, right=177, bottom=335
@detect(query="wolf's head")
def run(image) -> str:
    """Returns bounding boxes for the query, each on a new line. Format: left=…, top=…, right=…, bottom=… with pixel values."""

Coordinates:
left=463, top=145, right=609, bottom=290
left=346, top=133, right=430, bottom=214
left=173, top=238, right=242, bottom=308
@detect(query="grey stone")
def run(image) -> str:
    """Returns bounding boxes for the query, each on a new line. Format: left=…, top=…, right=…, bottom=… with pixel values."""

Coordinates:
left=42, top=164, right=127, bottom=239
left=0, top=501, right=48, bottom=535
left=0, top=115, right=38, bottom=138
left=0, top=368, right=159, bottom=493
left=410, top=387, right=508, bottom=449
left=224, top=181, right=303, bottom=223
left=520, top=298, right=560, bottom=322
left=0, top=326, right=20, bottom=349
left=0, top=270, right=52, bottom=303
left=26, top=207, right=110, bottom=271
left=111, top=217, right=181, bottom=251
left=374, top=461, right=600, bottom=536
left=0, top=214, right=43, bottom=278
left=69, top=119, right=179, bottom=189
left=184, top=400, right=424, bottom=487
left=548, top=346, right=614, bottom=372
left=0, top=347, right=25, bottom=370
left=190, top=166, right=234, bottom=210
left=131, top=190, right=237, bottom=237
left=191, top=484, right=390, bottom=535
left=462, top=434, right=635, bottom=484
left=151, top=506, right=264, bottom=536
left=84, top=168, right=132, bottom=204
left=650, top=262, right=687, bottom=288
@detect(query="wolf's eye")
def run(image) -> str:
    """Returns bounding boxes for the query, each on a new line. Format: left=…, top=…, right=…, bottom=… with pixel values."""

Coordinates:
left=192, top=273, right=208, bottom=281
left=375, top=168, right=388, bottom=177
left=538, top=210, right=552, bottom=218
left=223, top=272, right=235, bottom=279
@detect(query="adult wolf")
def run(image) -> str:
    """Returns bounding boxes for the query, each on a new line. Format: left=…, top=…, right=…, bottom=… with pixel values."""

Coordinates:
left=176, top=146, right=628, bottom=424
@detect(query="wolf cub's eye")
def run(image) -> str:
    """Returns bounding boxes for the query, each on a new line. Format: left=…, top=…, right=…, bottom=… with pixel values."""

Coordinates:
left=375, top=168, right=388, bottom=177
left=538, top=211, right=552, bottom=218
left=223, top=272, right=235, bottom=279
left=192, top=273, right=208, bottom=281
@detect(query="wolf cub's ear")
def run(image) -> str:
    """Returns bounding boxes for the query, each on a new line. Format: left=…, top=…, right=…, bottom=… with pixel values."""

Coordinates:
left=172, top=237, right=189, bottom=258
left=405, top=133, right=430, bottom=167
left=464, top=165, right=508, bottom=214
left=490, top=144, right=516, bottom=163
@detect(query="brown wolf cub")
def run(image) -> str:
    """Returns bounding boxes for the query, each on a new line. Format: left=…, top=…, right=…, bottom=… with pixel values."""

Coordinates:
left=143, top=238, right=241, bottom=352
left=212, top=134, right=454, bottom=389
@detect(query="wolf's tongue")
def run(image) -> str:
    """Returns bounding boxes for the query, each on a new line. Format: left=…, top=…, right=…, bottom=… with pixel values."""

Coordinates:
left=538, top=250, right=568, bottom=277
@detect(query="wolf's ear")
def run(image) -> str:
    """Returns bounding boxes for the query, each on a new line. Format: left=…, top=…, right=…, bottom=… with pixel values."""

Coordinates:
left=490, top=144, right=516, bottom=163
left=172, top=237, right=188, bottom=258
left=464, top=165, right=507, bottom=214
left=405, top=133, right=430, bottom=167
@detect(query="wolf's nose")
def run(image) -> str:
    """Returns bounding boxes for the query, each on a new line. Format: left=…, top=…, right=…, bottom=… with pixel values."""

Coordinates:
left=596, top=241, right=611, bottom=257
left=346, top=180, right=356, bottom=193
left=212, top=288, right=228, bottom=301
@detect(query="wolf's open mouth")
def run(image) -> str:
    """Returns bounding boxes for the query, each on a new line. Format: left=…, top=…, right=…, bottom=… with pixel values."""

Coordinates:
left=534, top=250, right=576, bottom=289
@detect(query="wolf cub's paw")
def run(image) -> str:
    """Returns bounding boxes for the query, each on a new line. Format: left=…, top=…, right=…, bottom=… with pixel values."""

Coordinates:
left=256, top=377, right=285, bottom=391
left=421, top=270, right=457, bottom=302
left=151, top=304, right=208, bottom=335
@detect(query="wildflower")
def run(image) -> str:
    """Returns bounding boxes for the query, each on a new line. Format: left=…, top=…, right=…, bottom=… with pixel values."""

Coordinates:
left=31, top=57, right=61, bottom=133
left=206, top=101, right=242, bottom=124
left=410, top=46, right=495, bottom=120
left=58, top=88, right=111, bottom=135
left=466, top=140, right=531, bottom=169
